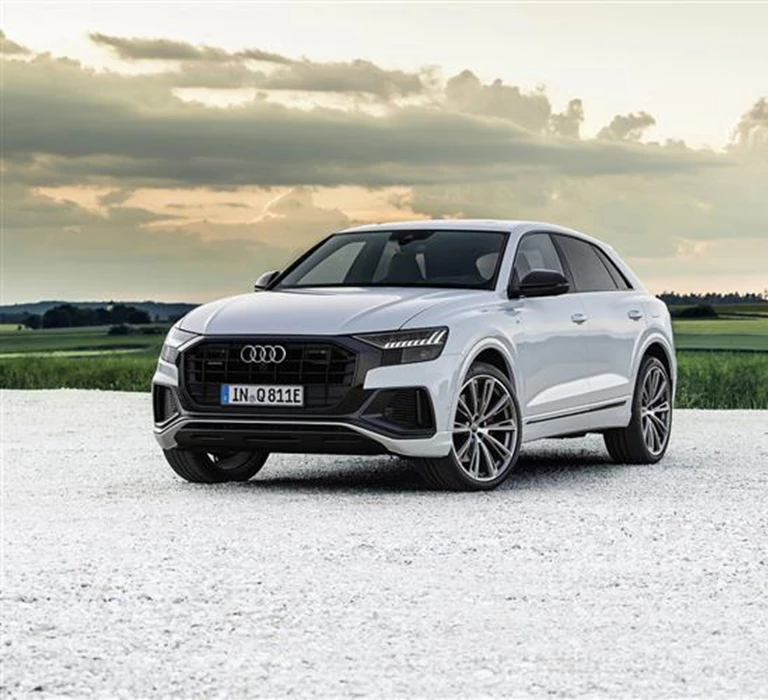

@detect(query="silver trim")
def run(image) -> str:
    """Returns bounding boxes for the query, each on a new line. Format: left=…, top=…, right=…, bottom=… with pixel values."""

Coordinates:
left=239, top=344, right=287, bottom=364
left=154, top=416, right=453, bottom=457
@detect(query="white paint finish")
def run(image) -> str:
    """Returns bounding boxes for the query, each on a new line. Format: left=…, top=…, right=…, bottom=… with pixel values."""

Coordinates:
left=158, top=220, right=675, bottom=454
left=506, top=296, right=590, bottom=418
left=576, top=290, right=649, bottom=405
left=5, top=390, right=768, bottom=697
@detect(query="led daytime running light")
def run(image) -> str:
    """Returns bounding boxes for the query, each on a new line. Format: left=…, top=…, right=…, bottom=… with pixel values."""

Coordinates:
left=382, top=329, right=447, bottom=349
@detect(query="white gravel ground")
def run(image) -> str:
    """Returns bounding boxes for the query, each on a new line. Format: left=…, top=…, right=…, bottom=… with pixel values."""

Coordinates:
left=2, top=390, right=768, bottom=698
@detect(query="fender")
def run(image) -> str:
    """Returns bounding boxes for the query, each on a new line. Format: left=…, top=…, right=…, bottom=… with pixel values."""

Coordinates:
left=446, top=335, right=520, bottom=427
left=632, top=330, right=677, bottom=391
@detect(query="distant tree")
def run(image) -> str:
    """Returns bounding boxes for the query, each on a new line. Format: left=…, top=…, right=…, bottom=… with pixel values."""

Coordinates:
left=108, top=324, right=133, bottom=336
left=24, top=314, right=41, bottom=330
left=42, top=304, right=77, bottom=328
left=674, top=304, right=718, bottom=319
left=127, top=309, right=151, bottom=324
left=658, top=291, right=768, bottom=306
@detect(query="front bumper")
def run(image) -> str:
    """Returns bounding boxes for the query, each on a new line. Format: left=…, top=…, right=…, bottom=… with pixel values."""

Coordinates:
left=152, top=336, right=458, bottom=458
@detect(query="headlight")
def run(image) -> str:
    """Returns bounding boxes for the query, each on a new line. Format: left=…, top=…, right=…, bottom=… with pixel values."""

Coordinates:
left=160, top=326, right=198, bottom=364
left=355, top=327, right=448, bottom=364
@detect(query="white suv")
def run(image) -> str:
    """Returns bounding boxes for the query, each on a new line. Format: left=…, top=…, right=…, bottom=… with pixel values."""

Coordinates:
left=153, top=220, right=675, bottom=491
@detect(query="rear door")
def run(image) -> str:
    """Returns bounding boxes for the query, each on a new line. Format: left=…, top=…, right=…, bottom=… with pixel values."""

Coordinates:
left=509, top=232, right=591, bottom=419
left=552, top=234, right=647, bottom=405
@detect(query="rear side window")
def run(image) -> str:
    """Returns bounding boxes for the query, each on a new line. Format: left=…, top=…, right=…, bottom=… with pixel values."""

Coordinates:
left=511, top=233, right=564, bottom=288
left=595, top=247, right=632, bottom=290
left=553, top=235, right=620, bottom=293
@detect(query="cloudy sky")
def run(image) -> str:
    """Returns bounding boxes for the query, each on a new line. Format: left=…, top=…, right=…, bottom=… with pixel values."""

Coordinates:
left=3, top=1, right=767, bottom=303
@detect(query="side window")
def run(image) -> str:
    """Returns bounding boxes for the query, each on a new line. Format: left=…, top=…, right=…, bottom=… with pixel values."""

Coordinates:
left=511, top=233, right=564, bottom=287
left=296, top=241, right=366, bottom=285
left=553, top=235, right=618, bottom=292
left=595, top=247, right=632, bottom=290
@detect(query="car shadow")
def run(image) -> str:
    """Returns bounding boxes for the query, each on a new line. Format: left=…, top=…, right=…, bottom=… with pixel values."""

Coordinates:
left=233, top=446, right=626, bottom=495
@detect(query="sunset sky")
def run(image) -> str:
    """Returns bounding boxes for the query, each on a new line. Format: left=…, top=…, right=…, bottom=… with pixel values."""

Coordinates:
left=3, top=1, right=767, bottom=303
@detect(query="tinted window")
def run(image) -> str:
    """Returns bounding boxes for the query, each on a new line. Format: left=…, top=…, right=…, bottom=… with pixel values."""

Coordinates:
left=595, top=248, right=632, bottom=290
left=553, top=235, right=618, bottom=292
left=296, top=241, right=366, bottom=286
left=277, top=229, right=508, bottom=290
left=511, top=233, right=564, bottom=288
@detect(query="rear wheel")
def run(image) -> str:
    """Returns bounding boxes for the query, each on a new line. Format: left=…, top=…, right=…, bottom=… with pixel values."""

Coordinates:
left=163, top=449, right=269, bottom=483
left=604, top=356, right=672, bottom=464
left=417, top=362, right=522, bottom=491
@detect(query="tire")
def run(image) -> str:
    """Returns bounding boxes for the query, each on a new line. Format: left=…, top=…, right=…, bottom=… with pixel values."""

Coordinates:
left=604, top=356, right=672, bottom=464
left=416, top=361, right=522, bottom=491
left=163, top=449, right=269, bottom=483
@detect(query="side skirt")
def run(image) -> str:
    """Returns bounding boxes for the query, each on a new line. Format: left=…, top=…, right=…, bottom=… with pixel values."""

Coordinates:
left=521, top=398, right=630, bottom=443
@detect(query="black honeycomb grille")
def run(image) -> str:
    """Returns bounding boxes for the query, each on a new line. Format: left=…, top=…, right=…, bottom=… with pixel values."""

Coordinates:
left=182, top=340, right=357, bottom=410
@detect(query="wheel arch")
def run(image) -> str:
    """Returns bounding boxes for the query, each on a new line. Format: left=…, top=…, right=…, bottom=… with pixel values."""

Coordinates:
left=459, top=338, right=520, bottom=397
left=635, top=334, right=677, bottom=397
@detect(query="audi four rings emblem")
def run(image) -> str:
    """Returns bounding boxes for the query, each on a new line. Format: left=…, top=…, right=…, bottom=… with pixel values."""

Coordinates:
left=240, top=345, right=287, bottom=363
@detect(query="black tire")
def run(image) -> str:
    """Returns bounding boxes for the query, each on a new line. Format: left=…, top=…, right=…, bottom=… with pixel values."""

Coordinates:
left=163, top=449, right=269, bottom=483
left=416, top=362, right=522, bottom=491
left=604, top=356, right=672, bottom=464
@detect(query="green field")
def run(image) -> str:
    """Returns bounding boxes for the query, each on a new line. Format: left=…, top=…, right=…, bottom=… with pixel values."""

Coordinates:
left=672, top=316, right=768, bottom=351
left=1, top=318, right=767, bottom=409
left=0, top=325, right=166, bottom=356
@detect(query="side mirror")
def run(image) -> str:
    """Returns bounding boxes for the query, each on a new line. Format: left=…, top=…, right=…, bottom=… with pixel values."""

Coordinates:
left=254, top=270, right=280, bottom=291
left=508, top=269, right=569, bottom=299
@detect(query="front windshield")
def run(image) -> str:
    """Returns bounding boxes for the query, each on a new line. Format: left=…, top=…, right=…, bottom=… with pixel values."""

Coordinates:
left=275, top=229, right=508, bottom=290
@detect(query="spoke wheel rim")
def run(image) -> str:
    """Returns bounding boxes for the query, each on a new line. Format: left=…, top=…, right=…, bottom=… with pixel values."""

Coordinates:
left=639, top=365, right=671, bottom=456
left=452, top=374, right=518, bottom=482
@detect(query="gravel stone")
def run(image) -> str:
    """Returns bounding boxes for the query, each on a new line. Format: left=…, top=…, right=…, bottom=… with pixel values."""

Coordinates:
left=2, top=389, right=768, bottom=697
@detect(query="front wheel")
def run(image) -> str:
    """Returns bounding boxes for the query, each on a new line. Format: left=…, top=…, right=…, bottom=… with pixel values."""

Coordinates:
left=604, top=356, right=672, bottom=464
left=163, top=449, right=269, bottom=483
left=416, top=362, right=522, bottom=491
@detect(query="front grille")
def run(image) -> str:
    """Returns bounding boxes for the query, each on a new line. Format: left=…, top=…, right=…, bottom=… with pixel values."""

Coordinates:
left=181, top=340, right=357, bottom=410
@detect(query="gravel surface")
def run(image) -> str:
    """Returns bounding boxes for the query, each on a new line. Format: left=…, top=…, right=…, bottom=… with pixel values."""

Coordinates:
left=2, top=389, right=768, bottom=698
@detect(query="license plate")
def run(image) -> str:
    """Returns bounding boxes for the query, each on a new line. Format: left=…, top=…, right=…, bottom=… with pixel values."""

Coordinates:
left=221, top=384, right=304, bottom=407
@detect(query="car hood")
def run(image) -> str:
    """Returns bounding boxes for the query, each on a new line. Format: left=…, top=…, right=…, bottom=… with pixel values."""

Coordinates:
left=179, top=287, right=480, bottom=336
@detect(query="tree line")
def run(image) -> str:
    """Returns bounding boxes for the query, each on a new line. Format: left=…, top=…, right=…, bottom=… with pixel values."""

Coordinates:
left=657, top=291, right=767, bottom=306
left=21, top=304, right=151, bottom=330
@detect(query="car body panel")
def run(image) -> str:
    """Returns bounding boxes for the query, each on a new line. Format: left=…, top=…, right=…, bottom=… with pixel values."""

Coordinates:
left=154, top=218, right=674, bottom=458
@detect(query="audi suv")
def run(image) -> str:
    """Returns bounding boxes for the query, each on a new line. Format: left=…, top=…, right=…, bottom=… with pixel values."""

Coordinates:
left=153, top=220, right=675, bottom=490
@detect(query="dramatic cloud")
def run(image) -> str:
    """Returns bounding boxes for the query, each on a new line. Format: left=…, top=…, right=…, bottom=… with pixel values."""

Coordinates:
left=2, top=31, right=766, bottom=301
left=0, top=29, right=30, bottom=55
left=91, top=32, right=291, bottom=64
left=549, top=99, right=585, bottom=139
left=597, top=111, right=657, bottom=142
left=89, top=32, right=425, bottom=97
left=732, top=97, right=768, bottom=150
left=444, top=70, right=552, bottom=132
left=3, top=52, right=713, bottom=193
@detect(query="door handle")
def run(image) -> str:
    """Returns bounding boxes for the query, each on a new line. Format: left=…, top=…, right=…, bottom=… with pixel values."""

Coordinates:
left=628, top=309, right=644, bottom=321
left=571, top=313, right=588, bottom=325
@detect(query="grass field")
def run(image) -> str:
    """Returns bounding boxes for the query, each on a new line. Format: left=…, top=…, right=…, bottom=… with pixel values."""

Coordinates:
left=0, top=325, right=166, bottom=356
left=1, top=317, right=767, bottom=408
left=672, top=316, right=768, bottom=351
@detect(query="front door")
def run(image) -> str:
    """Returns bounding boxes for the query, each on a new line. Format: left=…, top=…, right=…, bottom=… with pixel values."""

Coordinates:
left=508, top=232, right=591, bottom=420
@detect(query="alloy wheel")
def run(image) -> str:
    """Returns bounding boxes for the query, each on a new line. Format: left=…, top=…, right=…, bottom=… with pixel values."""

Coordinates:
left=452, top=374, right=518, bottom=482
left=640, top=364, right=671, bottom=456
